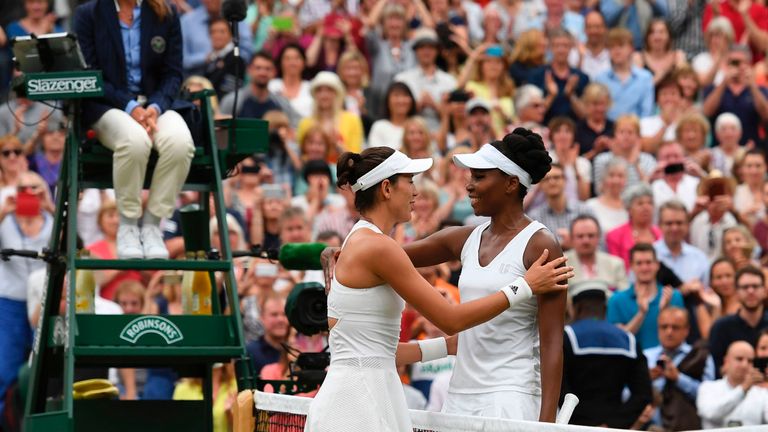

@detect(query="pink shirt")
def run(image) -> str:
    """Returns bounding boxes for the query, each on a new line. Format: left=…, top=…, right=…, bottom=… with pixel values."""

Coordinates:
left=605, top=222, right=662, bottom=270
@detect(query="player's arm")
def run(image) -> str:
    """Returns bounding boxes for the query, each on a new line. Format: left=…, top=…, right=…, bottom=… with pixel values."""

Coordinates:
left=373, top=236, right=511, bottom=336
left=321, top=226, right=472, bottom=291
left=525, top=230, right=567, bottom=423
left=401, top=226, right=474, bottom=267
left=371, top=232, right=570, bottom=337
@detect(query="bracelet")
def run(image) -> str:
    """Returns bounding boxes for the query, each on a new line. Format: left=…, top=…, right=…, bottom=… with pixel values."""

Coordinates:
left=500, top=276, right=533, bottom=308
left=417, top=337, right=448, bottom=362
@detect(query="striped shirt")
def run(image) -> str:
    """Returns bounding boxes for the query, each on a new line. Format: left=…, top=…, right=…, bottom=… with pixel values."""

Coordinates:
left=668, top=0, right=707, bottom=59
left=529, top=200, right=595, bottom=236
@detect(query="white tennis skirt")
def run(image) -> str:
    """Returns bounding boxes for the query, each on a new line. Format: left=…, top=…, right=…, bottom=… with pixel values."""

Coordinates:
left=304, top=357, right=412, bottom=432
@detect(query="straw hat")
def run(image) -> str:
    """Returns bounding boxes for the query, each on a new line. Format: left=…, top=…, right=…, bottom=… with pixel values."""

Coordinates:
left=697, top=170, right=737, bottom=197
left=310, top=71, right=345, bottom=96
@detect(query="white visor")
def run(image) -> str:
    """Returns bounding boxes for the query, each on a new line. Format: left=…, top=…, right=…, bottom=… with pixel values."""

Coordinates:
left=453, top=144, right=532, bottom=189
left=351, top=151, right=433, bottom=192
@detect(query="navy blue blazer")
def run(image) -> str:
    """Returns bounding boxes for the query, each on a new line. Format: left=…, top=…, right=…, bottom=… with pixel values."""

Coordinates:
left=74, top=0, right=185, bottom=127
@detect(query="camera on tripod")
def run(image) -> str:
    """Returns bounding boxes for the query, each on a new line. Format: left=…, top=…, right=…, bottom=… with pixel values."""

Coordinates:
left=258, top=281, right=331, bottom=394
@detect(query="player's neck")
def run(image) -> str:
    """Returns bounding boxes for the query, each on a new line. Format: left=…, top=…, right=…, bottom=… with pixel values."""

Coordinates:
left=489, top=204, right=527, bottom=235
left=359, top=208, right=397, bottom=237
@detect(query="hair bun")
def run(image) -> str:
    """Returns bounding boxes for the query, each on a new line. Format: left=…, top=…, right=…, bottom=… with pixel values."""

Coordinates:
left=347, top=153, right=362, bottom=168
left=336, top=151, right=364, bottom=188
left=493, top=129, right=551, bottom=187
left=511, top=127, right=533, bottom=138
left=509, top=127, right=544, bottom=148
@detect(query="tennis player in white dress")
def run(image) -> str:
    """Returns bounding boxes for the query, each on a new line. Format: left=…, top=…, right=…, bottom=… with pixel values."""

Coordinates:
left=371, top=129, right=567, bottom=422
left=304, top=147, right=572, bottom=431
left=405, top=128, right=566, bottom=422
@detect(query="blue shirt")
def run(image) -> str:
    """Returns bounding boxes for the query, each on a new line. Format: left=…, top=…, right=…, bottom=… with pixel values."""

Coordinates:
left=120, top=4, right=142, bottom=109
left=653, top=240, right=710, bottom=286
left=703, top=84, right=768, bottom=147
left=607, top=284, right=685, bottom=350
left=117, top=2, right=161, bottom=115
left=595, top=66, right=655, bottom=120
left=562, top=12, right=586, bottom=43
left=643, top=343, right=715, bottom=399
left=181, top=6, right=252, bottom=74
left=528, top=65, right=589, bottom=123
left=246, top=336, right=281, bottom=376
left=600, top=0, right=668, bottom=49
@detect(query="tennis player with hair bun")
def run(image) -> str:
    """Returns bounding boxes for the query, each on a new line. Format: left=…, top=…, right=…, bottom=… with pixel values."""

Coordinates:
left=305, top=143, right=571, bottom=431
left=321, top=128, right=568, bottom=423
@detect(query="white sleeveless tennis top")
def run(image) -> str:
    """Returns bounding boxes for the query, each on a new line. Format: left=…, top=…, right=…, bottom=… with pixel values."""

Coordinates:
left=307, top=220, right=411, bottom=432
left=449, top=220, right=546, bottom=395
left=326, top=220, right=405, bottom=361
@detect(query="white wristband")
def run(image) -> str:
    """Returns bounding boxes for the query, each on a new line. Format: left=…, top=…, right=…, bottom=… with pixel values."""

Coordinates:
left=417, top=337, right=448, bottom=362
left=500, top=276, right=533, bottom=308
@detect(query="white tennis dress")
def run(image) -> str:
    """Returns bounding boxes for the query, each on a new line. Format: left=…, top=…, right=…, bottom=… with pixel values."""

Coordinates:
left=443, top=220, right=546, bottom=420
left=304, top=220, right=411, bottom=432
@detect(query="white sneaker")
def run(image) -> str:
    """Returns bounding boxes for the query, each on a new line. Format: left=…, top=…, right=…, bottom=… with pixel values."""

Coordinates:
left=141, top=225, right=169, bottom=260
left=117, top=225, right=144, bottom=259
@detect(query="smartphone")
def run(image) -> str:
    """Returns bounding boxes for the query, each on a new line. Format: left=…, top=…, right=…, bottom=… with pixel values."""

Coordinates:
left=272, top=16, right=294, bottom=31
left=255, top=262, right=279, bottom=277
left=262, top=184, right=286, bottom=200
left=664, top=163, right=685, bottom=175
left=656, top=358, right=666, bottom=368
left=448, top=89, right=470, bottom=103
left=754, top=357, right=768, bottom=371
left=15, top=190, right=41, bottom=217
left=241, top=164, right=261, bottom=175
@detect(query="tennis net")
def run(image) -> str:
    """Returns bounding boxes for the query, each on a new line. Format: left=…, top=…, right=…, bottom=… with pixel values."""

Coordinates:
left=253, top=390, right=621, bottom=432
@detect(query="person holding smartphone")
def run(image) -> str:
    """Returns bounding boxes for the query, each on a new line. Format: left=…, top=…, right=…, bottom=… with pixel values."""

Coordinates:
left=697, top=341, right=768, bottom=429
left=650, top=141, right=705, bottom=213
left=643, top=307, right=715, bottom=430
left=702, top=44, right=768, bottom=148
left=0, top=172, right=53, bottom=420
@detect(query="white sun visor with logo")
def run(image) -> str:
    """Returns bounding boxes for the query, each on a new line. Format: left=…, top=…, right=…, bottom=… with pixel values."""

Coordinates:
left=452, top=144, right=532, bottom=189
left=351, top=151, right=433, bottom=192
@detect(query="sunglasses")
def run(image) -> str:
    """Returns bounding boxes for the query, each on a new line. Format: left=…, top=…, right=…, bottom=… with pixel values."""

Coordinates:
left=18, top=184, right=41, bottom=193
left=1, top=149, right=23, bottom=158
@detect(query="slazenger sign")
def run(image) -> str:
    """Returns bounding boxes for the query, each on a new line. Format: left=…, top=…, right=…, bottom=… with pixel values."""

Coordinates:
left=27, top=77, right=100, bottom=95
left=119, top=316, right=184, bottom=345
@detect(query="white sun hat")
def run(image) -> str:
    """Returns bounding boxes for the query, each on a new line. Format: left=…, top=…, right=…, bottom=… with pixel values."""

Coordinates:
left=452, top=143, right=532, bottom=188
left=351, top=150, right=433, bottom=192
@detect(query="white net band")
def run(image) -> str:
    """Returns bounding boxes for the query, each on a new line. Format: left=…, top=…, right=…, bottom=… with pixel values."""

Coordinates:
left=253, top=390, right=632, bottom=432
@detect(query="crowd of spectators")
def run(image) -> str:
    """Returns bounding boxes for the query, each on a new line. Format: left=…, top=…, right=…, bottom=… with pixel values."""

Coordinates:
left=6, top=0, right=768, bottom=430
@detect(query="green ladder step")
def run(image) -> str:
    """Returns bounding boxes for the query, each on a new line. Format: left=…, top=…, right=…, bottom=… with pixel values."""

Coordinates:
left=73, top=346, right=244, bottom=363
left=25, top=401, right=211, bottom=432
left=74, top=258, right=231, bottom=271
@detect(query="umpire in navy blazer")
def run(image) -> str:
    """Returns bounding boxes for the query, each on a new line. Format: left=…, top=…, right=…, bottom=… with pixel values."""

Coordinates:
left=74, top=0, right=196, bottom=261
